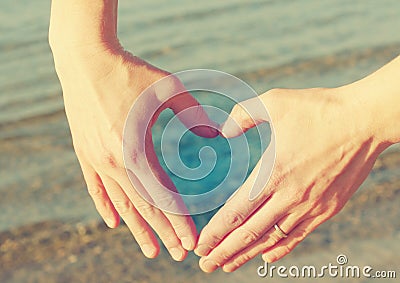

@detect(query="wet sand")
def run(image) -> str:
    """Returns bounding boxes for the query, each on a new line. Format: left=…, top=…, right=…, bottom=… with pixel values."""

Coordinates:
left=1, top=55, right=399, bottom=281
left=2, top=0, right=400, bottom=281
left=1, top=139, right=399, bottom=283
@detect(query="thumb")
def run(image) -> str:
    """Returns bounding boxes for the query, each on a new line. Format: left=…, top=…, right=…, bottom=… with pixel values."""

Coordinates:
left=154, top=75, right=219, bottom=138
left=220, top=95, right=270, bottom=138
left=168, top=92, right=219, bottom=138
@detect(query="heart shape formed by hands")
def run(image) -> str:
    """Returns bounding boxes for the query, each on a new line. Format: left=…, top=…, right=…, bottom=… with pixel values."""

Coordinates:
left=122, top=69, right=275, bottom=216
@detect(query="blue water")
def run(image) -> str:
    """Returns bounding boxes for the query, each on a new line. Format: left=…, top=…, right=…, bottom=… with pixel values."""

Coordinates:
left=0, top=0, right=400, bottom=231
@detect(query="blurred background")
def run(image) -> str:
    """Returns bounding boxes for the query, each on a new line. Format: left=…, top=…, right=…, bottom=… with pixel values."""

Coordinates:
left=0, top=0, right=399, bottom=282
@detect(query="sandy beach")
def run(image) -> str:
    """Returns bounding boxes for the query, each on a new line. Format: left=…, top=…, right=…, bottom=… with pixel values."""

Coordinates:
left=1, top=123, right=399, bottom=282
left=1, top=0, right=400, bottom=282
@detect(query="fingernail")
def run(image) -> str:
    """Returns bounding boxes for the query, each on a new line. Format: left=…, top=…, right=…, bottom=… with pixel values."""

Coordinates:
left=210, top=125, right=220, bottom=137
left=141, top=244, right=156, bottom=258
left=169, top=247, right=184, bottom=261
left=218, top=123, right=226, bottom=138
left=181, top=237, right=194, bottom=250
left=194, top=244, right=210, bottom=256
left=200, top=259, right=218, bottom=273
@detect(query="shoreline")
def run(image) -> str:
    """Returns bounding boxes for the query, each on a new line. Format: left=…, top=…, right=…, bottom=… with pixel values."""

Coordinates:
left=1, top=149, right=399, bottom=282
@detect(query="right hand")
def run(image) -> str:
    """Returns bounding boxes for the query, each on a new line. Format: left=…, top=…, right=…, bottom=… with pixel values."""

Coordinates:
left=196, top=86, right=388, bottom=272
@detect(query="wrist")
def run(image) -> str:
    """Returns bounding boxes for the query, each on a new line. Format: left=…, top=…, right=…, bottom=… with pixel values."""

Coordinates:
left=49, top=0, right=120, bottom=54
left=339, top=75, right=400, bottom=150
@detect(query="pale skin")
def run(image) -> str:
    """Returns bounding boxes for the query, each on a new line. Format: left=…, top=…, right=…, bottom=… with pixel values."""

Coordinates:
left=49, top=0, right=218, bottom=261
left=195, top=56, right=400, bottom=272
left=49, top=0, right=400, bottom=272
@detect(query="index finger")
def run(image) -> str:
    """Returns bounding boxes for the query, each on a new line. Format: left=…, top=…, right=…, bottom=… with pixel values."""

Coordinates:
left=194, top=157, right=273, bottom=257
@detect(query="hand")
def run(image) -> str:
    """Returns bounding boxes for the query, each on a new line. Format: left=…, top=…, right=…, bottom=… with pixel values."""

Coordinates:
left=50, top=43, right=218, bottom=261
left=195, top=86, right=390, bottom=272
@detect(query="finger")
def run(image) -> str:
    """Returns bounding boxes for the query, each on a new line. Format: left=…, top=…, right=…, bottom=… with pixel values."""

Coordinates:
left=262, top=216, right=322, bottom=263
left=154, top=75, right=219, bottom=138
left=195, top=159, right=270, bottom=257
left=112, top=169, right=192, bottom=260
left=133, top=130, right=198, bottom=250
left=199, top=193, right=292, bottom=272
left=130, top=162, right=198, bottom=251
left=220, top=96, right=270, bottom=138
left=101, top=175, right=161, bottom=259
left=124, top=116, right=198, bottom=252
left=221, top=214, right=303, bottom=272
left=79, top=161, right=119, bottom=228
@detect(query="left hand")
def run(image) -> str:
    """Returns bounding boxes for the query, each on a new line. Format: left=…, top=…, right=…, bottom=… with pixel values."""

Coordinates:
left=194, top=86, right=389, bottom=272
left=51, top=43, right=218, bottom=260
left=49, top=0, right=218, bottom=261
